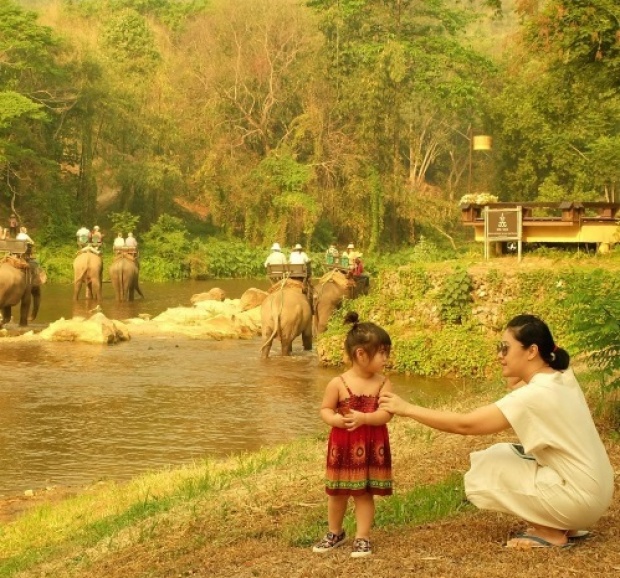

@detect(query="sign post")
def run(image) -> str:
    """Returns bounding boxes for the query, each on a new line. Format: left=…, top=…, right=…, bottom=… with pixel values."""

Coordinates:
left=484, top=207, right=522, bottom=262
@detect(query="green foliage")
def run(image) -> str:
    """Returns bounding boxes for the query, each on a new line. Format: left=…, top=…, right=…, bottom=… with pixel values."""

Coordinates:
left=391, top=324, right=494, bottom=378
left=437, top=267, right=473, bottom=324
left=0, top=91, right=46, bottom=129
left=565, top=269, right=620, bottom=392
left=108, top=211, right=140, bottom=235
left=101, top=8, right=160, bottom=74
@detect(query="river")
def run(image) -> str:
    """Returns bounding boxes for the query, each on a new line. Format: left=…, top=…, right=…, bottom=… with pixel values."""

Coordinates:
left=0, top=280, right=462, bottom=497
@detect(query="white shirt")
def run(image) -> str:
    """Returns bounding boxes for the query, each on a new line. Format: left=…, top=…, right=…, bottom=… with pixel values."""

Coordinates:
left=125, top=236, right=138, bottom=248
left=265, top=251, right=288, bottom=267
left=289, top=250, right=309, bottom=265
left=16, top=232, right=34, bottom=244
left=113, top=236, right=125, bottom=248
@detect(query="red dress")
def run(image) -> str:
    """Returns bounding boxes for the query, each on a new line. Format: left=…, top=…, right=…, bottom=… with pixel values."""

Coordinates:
left=325, top=376, right=392, bottom=496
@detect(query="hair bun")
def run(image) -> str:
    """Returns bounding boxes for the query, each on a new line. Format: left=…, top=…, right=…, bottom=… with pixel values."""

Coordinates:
left=344, top=311, right=360, bottom=325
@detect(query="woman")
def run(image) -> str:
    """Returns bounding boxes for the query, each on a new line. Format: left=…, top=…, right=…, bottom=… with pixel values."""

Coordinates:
left=379, top=314, right=614, bottom=549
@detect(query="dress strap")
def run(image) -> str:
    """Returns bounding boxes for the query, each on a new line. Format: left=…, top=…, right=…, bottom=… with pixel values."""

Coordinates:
left=339, top=375, right=354, bottom=397
left=377, top=376, right=387, bottom=395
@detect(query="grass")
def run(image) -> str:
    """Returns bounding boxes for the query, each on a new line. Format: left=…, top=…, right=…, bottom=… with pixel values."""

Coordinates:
left=0, top=375, right=617, bottom=577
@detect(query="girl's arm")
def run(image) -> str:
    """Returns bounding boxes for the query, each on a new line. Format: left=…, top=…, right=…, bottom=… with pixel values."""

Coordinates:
left=344, top=379, right=394, bottom=430
left=319, top=378, right=347, bottom=428
left=378, top=391, right=509, bottom=435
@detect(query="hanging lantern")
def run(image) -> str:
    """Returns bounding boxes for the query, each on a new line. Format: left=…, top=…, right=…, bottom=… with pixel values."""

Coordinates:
left=473, top=135, right=492, bottom=151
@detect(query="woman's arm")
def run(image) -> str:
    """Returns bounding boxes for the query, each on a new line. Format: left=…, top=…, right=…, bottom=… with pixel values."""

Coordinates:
left=378, top=391, right=510, bottom=435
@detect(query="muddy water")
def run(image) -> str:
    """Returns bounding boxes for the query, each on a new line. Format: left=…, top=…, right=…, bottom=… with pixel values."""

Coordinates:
left=0, top=281, right=463, bottom=497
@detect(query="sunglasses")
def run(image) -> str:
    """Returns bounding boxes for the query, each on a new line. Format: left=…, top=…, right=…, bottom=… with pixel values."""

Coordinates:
left=496, top=342, right=510, bottom=357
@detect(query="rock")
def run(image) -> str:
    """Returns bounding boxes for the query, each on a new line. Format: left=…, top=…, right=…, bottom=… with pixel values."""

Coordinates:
left=39, top=313, right=130, bottom=344
left=239, top=288, right=268, bottom=311
left=190, top=288, right=227, bottom=304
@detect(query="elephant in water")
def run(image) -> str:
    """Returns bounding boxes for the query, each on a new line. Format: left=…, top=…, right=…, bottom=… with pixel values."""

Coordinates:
left=0, top=257, right=47, bottom=327
left=73, top=250, right=103, bottom=300
left=109, top=254, right=143, bottom=302
left=260, top=279, right=313, bottom=358
left=313, top=269, right=368, bottom=333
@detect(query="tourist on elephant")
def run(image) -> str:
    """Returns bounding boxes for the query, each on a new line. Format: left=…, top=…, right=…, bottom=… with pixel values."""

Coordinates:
left=16, top=227, right=35, bottom=257
left=289, top=243, right=310, bottom=266
left=313, top=311, right=393, bottom=558
left=90, top=226, right=103, bottom=249
left=379, top=314, right=614, bottom=549
left=113, top=232, right=125, bottom=253
left=76, top=226, right=91, bottom=248
left=9, top=214, right=18, bottom=238
left=125, top=232, right=138, bottom=250
left=16, top=227, right=34, bottom=245
left=325, top=244, right=339, bottom=265
left=289, top=242, right=312, bottom=282
left=264, top=242, right=287, bottom=267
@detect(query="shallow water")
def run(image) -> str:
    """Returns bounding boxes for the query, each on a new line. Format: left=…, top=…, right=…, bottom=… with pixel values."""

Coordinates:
left=0, top=280, right=464, bottom=497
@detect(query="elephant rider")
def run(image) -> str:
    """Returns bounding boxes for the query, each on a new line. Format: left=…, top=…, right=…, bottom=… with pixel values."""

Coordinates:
left=325, top=244, right=339, bottom=265
left=16, top=227, right=35, bottom=257
left=265, top=243, right=287, bottom=267
left=289, top=243, right=314, bottom=310
left=76, top=226, right=91, bottom=249
left=125, top=232, right=138, bottom=250
left=113, top=233, right=125, bottom=254
left=9, top=214, right=18, bottom=237
left=90, top=226, right=103, bottom=251
left=350, top=256, right=370, bottom=293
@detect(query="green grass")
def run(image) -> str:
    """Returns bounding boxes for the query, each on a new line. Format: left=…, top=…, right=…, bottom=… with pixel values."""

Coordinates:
left=289, top=472, right=471, bottom=547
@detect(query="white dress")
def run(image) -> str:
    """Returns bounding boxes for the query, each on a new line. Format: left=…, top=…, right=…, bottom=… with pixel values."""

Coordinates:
left=464, top=369, right=614, bottom=529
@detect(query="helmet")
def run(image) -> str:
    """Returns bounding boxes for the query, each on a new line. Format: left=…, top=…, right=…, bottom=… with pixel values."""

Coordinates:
left=294, top=243, right=303, bottom=250
left=93, top=226, right=100, bottom=231
left=271, top=242, right=281, bottom=251
left=347, top=243, right=354, bottom=249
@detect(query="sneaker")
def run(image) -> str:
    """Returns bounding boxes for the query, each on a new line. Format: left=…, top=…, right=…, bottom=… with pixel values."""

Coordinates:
left=350, top=538, right=372, bottom=558
left=312, top=530, right=346, bottom=553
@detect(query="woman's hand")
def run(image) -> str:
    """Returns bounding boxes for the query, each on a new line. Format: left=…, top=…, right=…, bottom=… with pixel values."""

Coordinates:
left=378, top=391, right=411, bottom=416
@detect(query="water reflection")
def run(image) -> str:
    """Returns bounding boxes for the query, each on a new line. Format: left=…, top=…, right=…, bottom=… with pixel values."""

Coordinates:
left=0, top=281, right=465, bottom=497
left=33, top=278, right=272, bottom=325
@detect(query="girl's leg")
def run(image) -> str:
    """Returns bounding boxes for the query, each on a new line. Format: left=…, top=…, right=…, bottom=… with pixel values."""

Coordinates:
left=352, top=493, right=375, bottom=539
left=327, top=495, right=348, bottom=534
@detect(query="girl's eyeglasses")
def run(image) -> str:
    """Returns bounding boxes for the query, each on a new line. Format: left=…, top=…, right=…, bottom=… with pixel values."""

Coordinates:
left=496, top=342, right=510, bottom=357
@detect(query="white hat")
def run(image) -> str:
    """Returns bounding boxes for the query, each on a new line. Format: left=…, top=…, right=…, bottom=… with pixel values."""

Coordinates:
left=271, top=242, right=281, bottom=251
left=347, top=243, right=354, bottom=249
left=294, top=243, right=302, bottom=250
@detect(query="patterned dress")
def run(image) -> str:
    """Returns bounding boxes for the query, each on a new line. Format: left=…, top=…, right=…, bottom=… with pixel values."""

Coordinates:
left=325, top=376, right=392, bottom=496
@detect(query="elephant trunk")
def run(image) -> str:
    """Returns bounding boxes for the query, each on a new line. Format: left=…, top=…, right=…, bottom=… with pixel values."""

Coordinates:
left=30, top=286, right=41, bottom=321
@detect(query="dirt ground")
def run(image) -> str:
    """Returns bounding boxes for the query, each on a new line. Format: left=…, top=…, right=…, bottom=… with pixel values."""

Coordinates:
left=4, top=429, right=619, bottom=578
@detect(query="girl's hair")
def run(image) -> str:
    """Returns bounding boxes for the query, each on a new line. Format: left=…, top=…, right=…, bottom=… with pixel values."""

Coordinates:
left=506, top=314, right=569, bottom=370
left=343, top=311, right=391, bottom=362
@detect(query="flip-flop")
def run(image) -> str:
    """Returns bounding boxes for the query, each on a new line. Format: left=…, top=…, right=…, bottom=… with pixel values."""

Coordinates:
left=568, top=530, right=590, bottom=540
left=505, top=534, right=573, bottom=549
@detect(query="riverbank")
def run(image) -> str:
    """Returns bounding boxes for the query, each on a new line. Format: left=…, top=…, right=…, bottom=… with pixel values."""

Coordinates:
left=0, top=376, right=618, bottom=578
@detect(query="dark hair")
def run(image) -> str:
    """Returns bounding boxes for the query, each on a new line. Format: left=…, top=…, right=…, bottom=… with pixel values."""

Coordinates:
left=506, top=314, right=569, bottom=370
left=343, top=311, right=391, bottom=361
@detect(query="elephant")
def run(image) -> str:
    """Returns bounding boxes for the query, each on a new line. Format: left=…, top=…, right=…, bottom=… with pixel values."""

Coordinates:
left=109, top=254, right=143, bottom=302
left=0, top=258, right=47, bottom=327
left=260, top=279, right=313, bottom=358
left=313, top=269, right=369, bottom=334
left=73, top=250, right=103, bottom=301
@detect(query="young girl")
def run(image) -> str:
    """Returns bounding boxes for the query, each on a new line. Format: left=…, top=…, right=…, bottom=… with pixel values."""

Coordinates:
left=313, top=311, right=393, bottom=558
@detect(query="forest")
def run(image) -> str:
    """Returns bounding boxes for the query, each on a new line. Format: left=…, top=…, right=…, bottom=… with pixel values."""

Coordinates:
left=1, top=0, right=618, bottom=254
